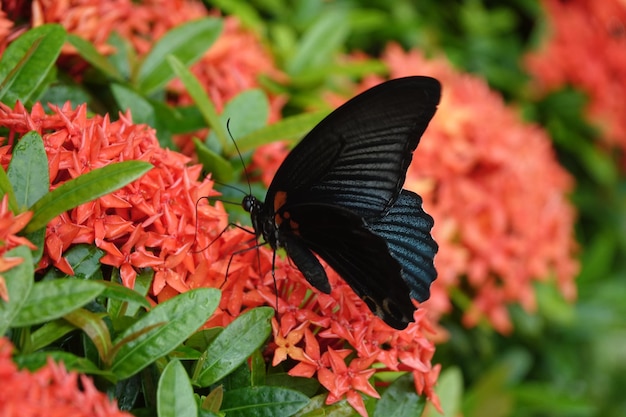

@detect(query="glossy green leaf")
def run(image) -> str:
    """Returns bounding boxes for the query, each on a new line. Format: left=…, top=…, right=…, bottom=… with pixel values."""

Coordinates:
left=211, top=89, right=269, bottom=154
left=63, top=308, right=112, bottom=362
left=42, top=244, right=104, bottom=280
left=25, top=160, right=152, bottom=233
left=193, top=138, right=234, bottom=182
left=221, top=386, right=309, bottom=417
left=0, top=246, right=34, bottom=335
left=287, top=10, right=348, bottom=76
left=101, top=281, right=151, bottom=309
left=110, top=288, right=220, bottom=379
left=157, top=359, right=198, bottom=417
left=0, top=24, right=65, bottom=105
left=137, top=17, right=223, bottom=94
left=13, top=351, right=106, bottom=376
left=425, top=367, right=463, bottom=417
left=67, top=34, right=122, bottom=79
left=30, top=319, right=76, bottom=352
left=374, top=373, right=426, bottom=417
left=106, top=32, right=134, bottom=80
left=194, top=307, right=273, bottom=387
left=6, top=131, right=49, bottom=210
left=11, top=279, right=106, bottom=327
left=23, top=228, right=45, bottom=264
left=235, top=110, right=326, bottom=153
left=111, top=83, right=156, bottom=126
left=167, top=55, right=227, bottom=148
left=202, top=385, right=224, bottom=413
left=0, top=165, right=18, bottom=212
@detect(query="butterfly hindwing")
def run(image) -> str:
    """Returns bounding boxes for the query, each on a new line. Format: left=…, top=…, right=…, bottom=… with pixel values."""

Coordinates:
left=368, top=189, right=438, bottom=302
left=278, top=202, right=416, bottom=329
left=265, top=76, right=441, bottom=220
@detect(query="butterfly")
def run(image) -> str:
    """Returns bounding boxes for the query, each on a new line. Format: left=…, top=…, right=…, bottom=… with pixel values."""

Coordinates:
left=243, top=76, right=441, bottom=329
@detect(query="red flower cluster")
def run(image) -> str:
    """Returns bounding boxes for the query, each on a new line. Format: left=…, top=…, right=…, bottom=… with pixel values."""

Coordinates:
left=525, top=0, right=626, bottom=153
left=365, top=45, right=578, bottom=333
left=0, top=337, right=132, bottom=417
left=0, top=102, right=441, bottom=416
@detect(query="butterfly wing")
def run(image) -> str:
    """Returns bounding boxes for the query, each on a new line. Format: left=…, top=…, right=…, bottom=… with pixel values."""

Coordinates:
left=279, top=202, right=416, bottom=329
left=368, top=190, right=438, bottom=302
left=265, top=76, right=441, bottom=220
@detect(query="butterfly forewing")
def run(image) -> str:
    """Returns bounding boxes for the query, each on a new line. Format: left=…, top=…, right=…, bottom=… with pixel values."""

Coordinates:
left=265, top=76, right=441, bottom=220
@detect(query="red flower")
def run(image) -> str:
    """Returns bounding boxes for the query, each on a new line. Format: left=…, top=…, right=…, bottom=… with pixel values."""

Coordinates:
left=0, top=337, right=132, bottom=417
left=525, top=0, right=626, bottom=154
left=317, top=347, right=379, bottom=417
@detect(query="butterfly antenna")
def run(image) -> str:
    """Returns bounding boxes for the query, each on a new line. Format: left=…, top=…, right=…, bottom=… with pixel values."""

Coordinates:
left=226, top=120, right=278, bottom=316
left=226, top=119, right=253, bottom=197
left=212, top=178, right=248, bottom=197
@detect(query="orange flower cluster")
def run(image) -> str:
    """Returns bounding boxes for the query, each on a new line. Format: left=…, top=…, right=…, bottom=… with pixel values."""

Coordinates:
left=369, top=45, right=578, bottom=333
left=0, top=337, right=132, bottom=417
left=0, top=102, right=441, bottom=416
left=525, top=0, right=626, bottom=152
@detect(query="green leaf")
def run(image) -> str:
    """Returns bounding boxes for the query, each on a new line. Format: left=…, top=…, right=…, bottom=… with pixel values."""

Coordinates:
left=266, top=372, right=320, bottom=398
left=0, top=165, right=18, bottom=212
left=157, top=359, right=198, bottom=417
left=106, top=32, right=134, bottom=80
left=110, top=288, right=220, bottom=379
left=212, top=89, right=269, bottom=152
left=287, top=10, right=349, bottom=76
left=111, top=83, right=156, bottom=126
left=137, top=17, right=223, bottom=95
left=101, top=281, right=151, bottom=310
left=63, top=308, right=112, bottom=362
left=425, top=367, right=463, bottom=417
left=42, top=244, right=104, bottom=280
left=0, top=246, right=34, bottom=335
left=194, top=138, right=234, bottom=182
left=235, top=111, right=326, bottom=153
left=6, top=131, right=49, bottom=210
left=30, top=319, right=76, bottom=351
left=13, top=351, right=107, bottom=376
left=67, top=34, right=122, bottom=80
left=221, top=386, right=309, bottom=417
left=202, top=385, right=224, bottom=413
left=11, top=279, right=106, bottom=327
left=25, top=160, right=152, bottom=233
left=374, top=373, right=426, bottom=417
left=167, top=55, right=227, bottom=148
left=193, top=307, right=273, bottom=387
left=0, top=24, right=66, bottom=105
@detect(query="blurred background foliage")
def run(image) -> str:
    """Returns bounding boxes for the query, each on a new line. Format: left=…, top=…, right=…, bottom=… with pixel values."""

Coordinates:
left=207, top=0, right=626, bottom=416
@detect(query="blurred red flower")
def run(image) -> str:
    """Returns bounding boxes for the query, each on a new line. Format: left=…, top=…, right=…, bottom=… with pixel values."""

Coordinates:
left=2, top=0, right=285, bottom=155
left=361, top=44, right=579, bottom=334
left=525, top=0, right=626, bottom=153
left=0, top=337, right=132, bottom=417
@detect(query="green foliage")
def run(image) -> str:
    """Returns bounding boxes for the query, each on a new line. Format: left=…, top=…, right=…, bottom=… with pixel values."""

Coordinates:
left=1, top=1, right=625, bottom=416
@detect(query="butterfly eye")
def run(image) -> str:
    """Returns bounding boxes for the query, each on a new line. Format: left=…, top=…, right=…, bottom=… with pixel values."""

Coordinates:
left=242, top=195, right=256, bottom=213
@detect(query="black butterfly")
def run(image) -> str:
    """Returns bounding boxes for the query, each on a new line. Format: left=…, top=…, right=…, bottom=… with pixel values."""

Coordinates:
left=243, top=76, right=441, bottom=329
